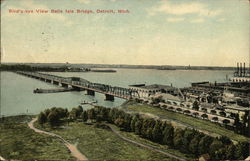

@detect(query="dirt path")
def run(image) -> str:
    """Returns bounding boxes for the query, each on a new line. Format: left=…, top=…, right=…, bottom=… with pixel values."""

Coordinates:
left=28, top=118, right=88, bottom=161
left=0, top=155, right=6, bottom=160
left=106, top=124, right=186, bottom=161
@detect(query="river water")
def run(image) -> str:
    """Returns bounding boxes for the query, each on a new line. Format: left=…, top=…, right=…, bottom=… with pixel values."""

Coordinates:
left=1, top=69, right=233, bottom=116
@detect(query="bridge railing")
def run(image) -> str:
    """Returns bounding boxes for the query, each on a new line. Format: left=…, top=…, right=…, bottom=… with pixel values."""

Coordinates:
left=17, top=71, right=134, bottom=98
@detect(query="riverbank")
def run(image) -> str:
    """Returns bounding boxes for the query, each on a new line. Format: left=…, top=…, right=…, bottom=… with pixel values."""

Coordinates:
left=0, top=115, right=74, bottom=160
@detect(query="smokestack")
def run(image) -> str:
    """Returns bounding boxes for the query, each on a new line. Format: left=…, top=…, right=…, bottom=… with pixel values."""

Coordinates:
left=243, top=63, right=246, bottom=77
left=237, top=62, right=239, bottom=76
left=240, top=63, right=242, bottom=77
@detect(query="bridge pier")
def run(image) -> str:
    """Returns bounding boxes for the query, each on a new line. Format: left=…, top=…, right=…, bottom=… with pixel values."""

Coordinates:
left=53, top=81, right=59, bottom=85
left=61, top=83, right=68, bottom=88
left=86, top=90, right=95, bottom=96
left=105, top=94, right=114, bottom=101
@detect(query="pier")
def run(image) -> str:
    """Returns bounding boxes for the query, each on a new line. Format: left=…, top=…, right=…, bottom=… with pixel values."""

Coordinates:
left=33, top=88, right=76, bottom=93
left=16, top=71, right=140, bottom=101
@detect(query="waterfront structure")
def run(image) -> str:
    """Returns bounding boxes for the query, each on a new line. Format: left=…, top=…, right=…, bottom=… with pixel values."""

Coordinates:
left=129, top=84, right=178, bottom=98
left=16, top=71, right=139, bottom=101
left=232, top=62, right=250, bottom=82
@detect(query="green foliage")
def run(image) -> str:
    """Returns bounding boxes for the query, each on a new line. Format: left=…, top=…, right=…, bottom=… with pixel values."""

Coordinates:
left=151, top=96, right=164, bottom=104
left=81, top=111, right=88, bottom=122
left=189, top=135, right=200, bottom=156
left=162, top=124, right=174, bottom=146
left=39, top=106, right=248, bottom=160
left=209, top=139, right=223, bottom=158
left=234, top=141, right=250, bottom=160
left=0, top=115, right=73, bottom=160
left=47, top=110, right=60, bottom=126
left=192, top=101, right=199, bottom=110
left=152, top=120, right=163, bottom=143
left=173, top=129, right=184, bottom=151
left=218, top=136, right=232, bottom=145
left=198, top=136, right=213, bottom=155
left=38, top=112, right=47, bottom=125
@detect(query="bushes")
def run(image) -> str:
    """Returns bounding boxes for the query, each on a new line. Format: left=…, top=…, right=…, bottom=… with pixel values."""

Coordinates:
left=38, top=107, right=69, bottom=126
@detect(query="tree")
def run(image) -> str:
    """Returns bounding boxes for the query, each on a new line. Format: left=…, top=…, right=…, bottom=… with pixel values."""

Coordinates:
left=123, top=113, right=132, bottom=131
left=87, top=108, right=96, bottom=120
left=234, top=141, right=250, bottom=160
left=134, top=118, right=143, bottom=135
left=192, top=101, right=199, bottom=110
left=209, top=139, right=223, bottom=158
left=162, top=124, right=174, bottom=146
left=193, top=112, right=199, bottom=117
left=222, top=119, right=230, bottom=126
left=189, top=135, right=201, bottom=156
left=130, top=114, right=139, bottom=132
left=44, top=108, right=51, bottom=117
left=38, top=112, right=47, bottom=125
left=141, top=118, right=155, bottom=139
left=81, top=111, right=88, bottom=122
left=152, top=120, right=163, bottom=143
left=225, top=144, right=236, bottom=160
left=211, top=110, right=217, bottom=114
left=218, top=136, right=232, bottom=145
left=212, top=117, right=218, bottom=122
left=182, top=129, right=196, bottom=153
left=198, top=136, right=213, bottom=155
left=176, top=108, right=182, bottom=112
left=173, top=129, right=184, bottom=150
left=47, top=110, right=60, bottom=126
left=114, top=117, right=125, bottom=128
left=69, top=108, right=77, bottom=120
left=76, top=106, right=83, bottom=118
left=151, top=96, right=164, bottom=104
left=201, top=113, right=208, bottom=119
left=234, top=113, right=241, bottom=133
left=219, top=111, right=226, bottom=117
left=184, top=110, right=191, bottom=114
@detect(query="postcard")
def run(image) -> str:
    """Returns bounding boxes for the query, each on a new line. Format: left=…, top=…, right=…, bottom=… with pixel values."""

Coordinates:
left=0, top=0, right=249, bottom=160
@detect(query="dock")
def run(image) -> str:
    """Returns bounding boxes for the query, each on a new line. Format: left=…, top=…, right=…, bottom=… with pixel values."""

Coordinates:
left=33, top=88, right=75, bottom=94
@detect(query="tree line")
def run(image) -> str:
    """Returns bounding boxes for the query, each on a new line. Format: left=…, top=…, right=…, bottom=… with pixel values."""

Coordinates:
left=0, top=64, right=68, bottom=71
left=38, top=106, right=249, bottom=160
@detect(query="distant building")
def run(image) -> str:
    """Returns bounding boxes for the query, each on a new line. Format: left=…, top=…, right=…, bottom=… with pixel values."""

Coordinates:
left=129, top=84, right=177, bottom=98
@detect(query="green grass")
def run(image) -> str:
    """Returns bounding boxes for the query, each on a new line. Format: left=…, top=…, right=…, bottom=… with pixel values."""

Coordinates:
left=125, top=104, right=250, bottom=142
left=108, top=124, right=195, bottom=160
left=35, top=121, right=179, bottom=161
left=0, top=115, right=74, bottom=160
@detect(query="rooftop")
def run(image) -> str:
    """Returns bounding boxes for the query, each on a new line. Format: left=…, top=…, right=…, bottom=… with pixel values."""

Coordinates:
left=129, top=84, right=176, bottom=91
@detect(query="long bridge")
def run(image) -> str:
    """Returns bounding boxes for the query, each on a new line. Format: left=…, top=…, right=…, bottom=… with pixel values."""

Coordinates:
left=16, top=71, right=139, bottom=101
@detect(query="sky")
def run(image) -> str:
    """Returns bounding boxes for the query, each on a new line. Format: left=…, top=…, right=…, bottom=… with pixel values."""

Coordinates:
left=1, top=0, right=249, bottom=66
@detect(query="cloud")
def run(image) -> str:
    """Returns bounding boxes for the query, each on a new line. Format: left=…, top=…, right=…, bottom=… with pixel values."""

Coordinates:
left=167, top=17, right=185, bottom=22
left=190, top=18, right=204, bottom=23
left=151, top=1, right=222, bottom=17
left=77, top=0, right=90, bottom=4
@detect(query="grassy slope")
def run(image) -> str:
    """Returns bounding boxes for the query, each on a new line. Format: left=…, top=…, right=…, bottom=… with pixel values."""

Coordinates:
left=0, top=115, right=74, bottom=160
left=125, top=104, right=250, bottom=142
left=35, top=121, right=179, bottom=161
left=108, top=124, right=195, bottom=160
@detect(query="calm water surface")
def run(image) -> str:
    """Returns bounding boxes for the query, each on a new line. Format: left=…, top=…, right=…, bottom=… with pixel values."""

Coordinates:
left=1, top=69, right=233, bottom=116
